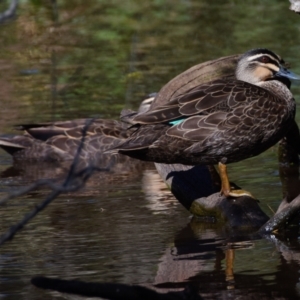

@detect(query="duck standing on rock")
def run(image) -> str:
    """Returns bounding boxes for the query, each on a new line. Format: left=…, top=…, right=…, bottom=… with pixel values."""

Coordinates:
left=110, top=48, right=300, bottom=199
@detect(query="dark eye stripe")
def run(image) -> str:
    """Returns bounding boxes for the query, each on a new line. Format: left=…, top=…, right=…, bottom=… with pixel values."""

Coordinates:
left=256, top=57, right=280, bottom=66
left=248, top=54, right=280, bottom=66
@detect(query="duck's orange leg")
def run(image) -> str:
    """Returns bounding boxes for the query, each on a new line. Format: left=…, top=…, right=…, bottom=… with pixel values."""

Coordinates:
left=218, top=162, right=255, bottom=198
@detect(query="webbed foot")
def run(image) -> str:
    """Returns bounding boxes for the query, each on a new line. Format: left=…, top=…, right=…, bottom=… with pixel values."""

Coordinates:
left=224, top=188, right=255, bottom=198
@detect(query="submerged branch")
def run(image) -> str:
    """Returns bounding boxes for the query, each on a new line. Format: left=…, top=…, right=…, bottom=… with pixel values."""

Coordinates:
left=259, top=194, right=300, bottom=233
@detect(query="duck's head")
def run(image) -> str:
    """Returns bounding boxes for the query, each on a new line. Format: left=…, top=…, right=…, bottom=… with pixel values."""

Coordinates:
left=235, top=48, right=300, bottom=86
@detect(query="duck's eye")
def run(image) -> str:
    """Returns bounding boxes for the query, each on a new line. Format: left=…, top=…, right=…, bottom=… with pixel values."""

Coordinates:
left=259, top=56, right=270, bottom=63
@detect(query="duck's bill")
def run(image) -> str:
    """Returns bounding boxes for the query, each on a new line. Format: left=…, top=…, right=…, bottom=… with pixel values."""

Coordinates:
left=277, top=67, right=300, bottom=80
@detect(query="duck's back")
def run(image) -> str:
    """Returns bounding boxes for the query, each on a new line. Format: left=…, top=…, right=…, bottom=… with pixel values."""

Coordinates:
left=116, top=78, right=296, bottom=165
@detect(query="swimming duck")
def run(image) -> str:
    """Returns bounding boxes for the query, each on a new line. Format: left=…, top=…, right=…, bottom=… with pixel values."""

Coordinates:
left=0, top=119, right=132, bottom=163
left=111, top=48, right=300, bottom=198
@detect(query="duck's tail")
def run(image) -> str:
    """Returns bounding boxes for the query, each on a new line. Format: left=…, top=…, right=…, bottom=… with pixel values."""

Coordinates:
left=120, top=93, right=157, bottom=124
left=0, top=136, right=29, bottom=156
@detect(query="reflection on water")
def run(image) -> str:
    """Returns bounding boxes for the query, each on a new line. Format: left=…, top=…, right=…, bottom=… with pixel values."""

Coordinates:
left=142, top=170, right=177, bottom=213
left=2, top=153, right=300, bottom=299
left=0, top=154, right=189, bottom=299
left=153, top=221, right=300, bottom=299
left=0, top=0, right=300, bottom=299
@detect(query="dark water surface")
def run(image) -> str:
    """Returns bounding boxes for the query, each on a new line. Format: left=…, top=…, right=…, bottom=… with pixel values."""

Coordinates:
left=1, top=1, right=300, bottom=299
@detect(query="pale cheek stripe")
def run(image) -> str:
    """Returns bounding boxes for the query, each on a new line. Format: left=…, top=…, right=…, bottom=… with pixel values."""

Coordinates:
left=246, top=53, right=280, bottom=66
left=265, top=63, right=279, bottom=72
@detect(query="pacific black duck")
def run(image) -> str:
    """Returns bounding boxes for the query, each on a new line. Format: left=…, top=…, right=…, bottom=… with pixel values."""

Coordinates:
left=111, top=48, right=300, bottom=198
left=0, top=119, right=128, bottom=162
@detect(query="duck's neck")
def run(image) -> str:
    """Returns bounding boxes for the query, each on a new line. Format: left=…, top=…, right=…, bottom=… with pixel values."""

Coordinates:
left=257, top=80, right=294, bottom=102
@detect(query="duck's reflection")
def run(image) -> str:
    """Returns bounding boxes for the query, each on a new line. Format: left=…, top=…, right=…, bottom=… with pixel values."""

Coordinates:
left=30, top=217, right=300, bottom=300
left=142, top=169, right=178, bottom=213
left=154, top=218, right=300, bottom=299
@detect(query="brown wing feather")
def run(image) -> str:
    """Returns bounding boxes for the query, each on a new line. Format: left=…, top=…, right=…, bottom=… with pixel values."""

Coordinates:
left=117, top=79, right=291, bottom=161
left=132, top=79, right=265, bottom=125
left=166, top=86, right=287, bottom=147
left=24, top=119, right=129, bottom=142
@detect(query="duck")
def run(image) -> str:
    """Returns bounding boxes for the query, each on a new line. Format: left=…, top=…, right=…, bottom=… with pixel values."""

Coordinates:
left=0, top=119, right=132, bottom=163
left=110, top=48, right=300, bottom=198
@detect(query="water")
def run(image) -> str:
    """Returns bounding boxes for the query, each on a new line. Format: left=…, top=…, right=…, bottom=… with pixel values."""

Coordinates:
left=0, top=0, right=300, bottom=299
